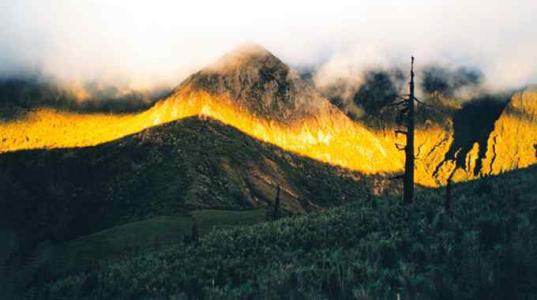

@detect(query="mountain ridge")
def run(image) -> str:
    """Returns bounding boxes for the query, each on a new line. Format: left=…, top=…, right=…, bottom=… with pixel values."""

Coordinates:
left=0, top=45, right=535, bottom=186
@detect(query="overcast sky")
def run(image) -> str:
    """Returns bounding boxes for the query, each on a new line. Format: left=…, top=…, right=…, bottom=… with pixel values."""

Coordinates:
left=1, top=0, right=536, bottom=90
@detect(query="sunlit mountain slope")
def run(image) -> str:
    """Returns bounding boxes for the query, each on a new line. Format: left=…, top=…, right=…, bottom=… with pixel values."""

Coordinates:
left=483, top=88, right=537, bottom=174
left=0, top=45, right=535, bottom=186
left=432, top=89, right=537, bottom=184
left=0, top=45, right=404, bottom=175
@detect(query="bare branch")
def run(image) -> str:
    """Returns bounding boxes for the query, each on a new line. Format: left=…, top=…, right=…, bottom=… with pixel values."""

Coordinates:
left=413, top=97, right=429, bottom=106
left=395, top=143, right=406, bottom=151
left=387, top=100, right=406, bottom=107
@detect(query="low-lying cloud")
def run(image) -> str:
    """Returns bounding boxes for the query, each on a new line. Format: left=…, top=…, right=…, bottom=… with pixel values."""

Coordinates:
left=1, top=0, right=536, bottom=102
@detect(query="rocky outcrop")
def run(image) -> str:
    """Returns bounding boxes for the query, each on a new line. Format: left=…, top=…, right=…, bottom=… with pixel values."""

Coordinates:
left=177, top=44, right=333, bottom=123
left=430, top=89, right=537, bottom=183
left=482, top=88, right=537, bottom=175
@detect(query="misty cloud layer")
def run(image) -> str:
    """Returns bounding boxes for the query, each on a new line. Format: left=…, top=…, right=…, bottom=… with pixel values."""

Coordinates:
left=1, top=0, right=536, bottom=96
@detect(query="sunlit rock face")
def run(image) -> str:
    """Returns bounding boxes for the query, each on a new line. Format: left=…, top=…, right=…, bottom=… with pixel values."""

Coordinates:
left=431, top=89, right=537, bottom=184
left=150, top=45, right=403, bottom=176
left=482, top=88, right=537, bottom=175
left=177, top=44, right=331, bottom=123
left=0, top=45, right=535, bottom=187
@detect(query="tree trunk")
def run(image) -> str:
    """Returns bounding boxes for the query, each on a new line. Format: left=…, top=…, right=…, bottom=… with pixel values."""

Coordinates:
left=403, top=57, right=415, bottom=205
left=273, top=185, right=281, bottom=220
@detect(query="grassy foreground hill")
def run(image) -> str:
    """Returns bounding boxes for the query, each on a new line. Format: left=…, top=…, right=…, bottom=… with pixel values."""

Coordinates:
left=32, top=165, right=537, bottom=299
left=0, top=116, right=367, bottom=297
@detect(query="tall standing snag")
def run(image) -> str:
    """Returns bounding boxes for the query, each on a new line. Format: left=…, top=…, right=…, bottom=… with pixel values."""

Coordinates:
left=392, top=57, right=417, bottom=204
left=404, top=57, right=416, bottom=204
left=273, top=185, right=281, bottom=220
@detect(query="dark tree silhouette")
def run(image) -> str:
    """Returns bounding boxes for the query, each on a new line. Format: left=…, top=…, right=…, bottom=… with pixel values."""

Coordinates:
left=354, top=70, right=398, bottom=114
left=273, top=185, right=281, bottom=220
left=421, top=66, right=450, bottom=96
left=403, top=58, right=416, bottom=204
left=421, top=65, right=482, bottom=97
left=392, top=57, right=418, bottom=204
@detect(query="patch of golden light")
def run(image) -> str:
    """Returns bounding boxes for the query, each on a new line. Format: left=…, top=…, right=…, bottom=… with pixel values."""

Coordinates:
left=1, top=87, right=535, bottom=187
left=482, top=89, right=537, bottom=175
left=428, top=89, right=537, bottom=184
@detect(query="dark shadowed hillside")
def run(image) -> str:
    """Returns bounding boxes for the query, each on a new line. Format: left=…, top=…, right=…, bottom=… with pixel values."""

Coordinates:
left=0, top=116, right=367, bottom=296
left=31, top=165, right=537, bottom=299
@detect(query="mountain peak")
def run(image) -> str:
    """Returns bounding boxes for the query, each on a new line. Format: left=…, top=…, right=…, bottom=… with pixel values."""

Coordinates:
left=199, top=43, right=287, bottom=79
left=208, top=43, right=275, bottom=70
left=174, top=44, right=329, bottom=122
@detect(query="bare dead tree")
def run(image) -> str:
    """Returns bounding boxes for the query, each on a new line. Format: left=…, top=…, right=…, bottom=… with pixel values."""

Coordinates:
left=404, top=57, right=416, bottom=204
left=392, top=57, right=419, bottom=204
left=273, top=185, right=281, bottom=220
left=441, top=151, right=462, bottom=217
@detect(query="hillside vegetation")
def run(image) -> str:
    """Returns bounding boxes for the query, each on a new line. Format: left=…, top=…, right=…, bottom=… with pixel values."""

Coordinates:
left=0, top=117, right=366, bottom=296
left=33, top=165, right=537, bottom=299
